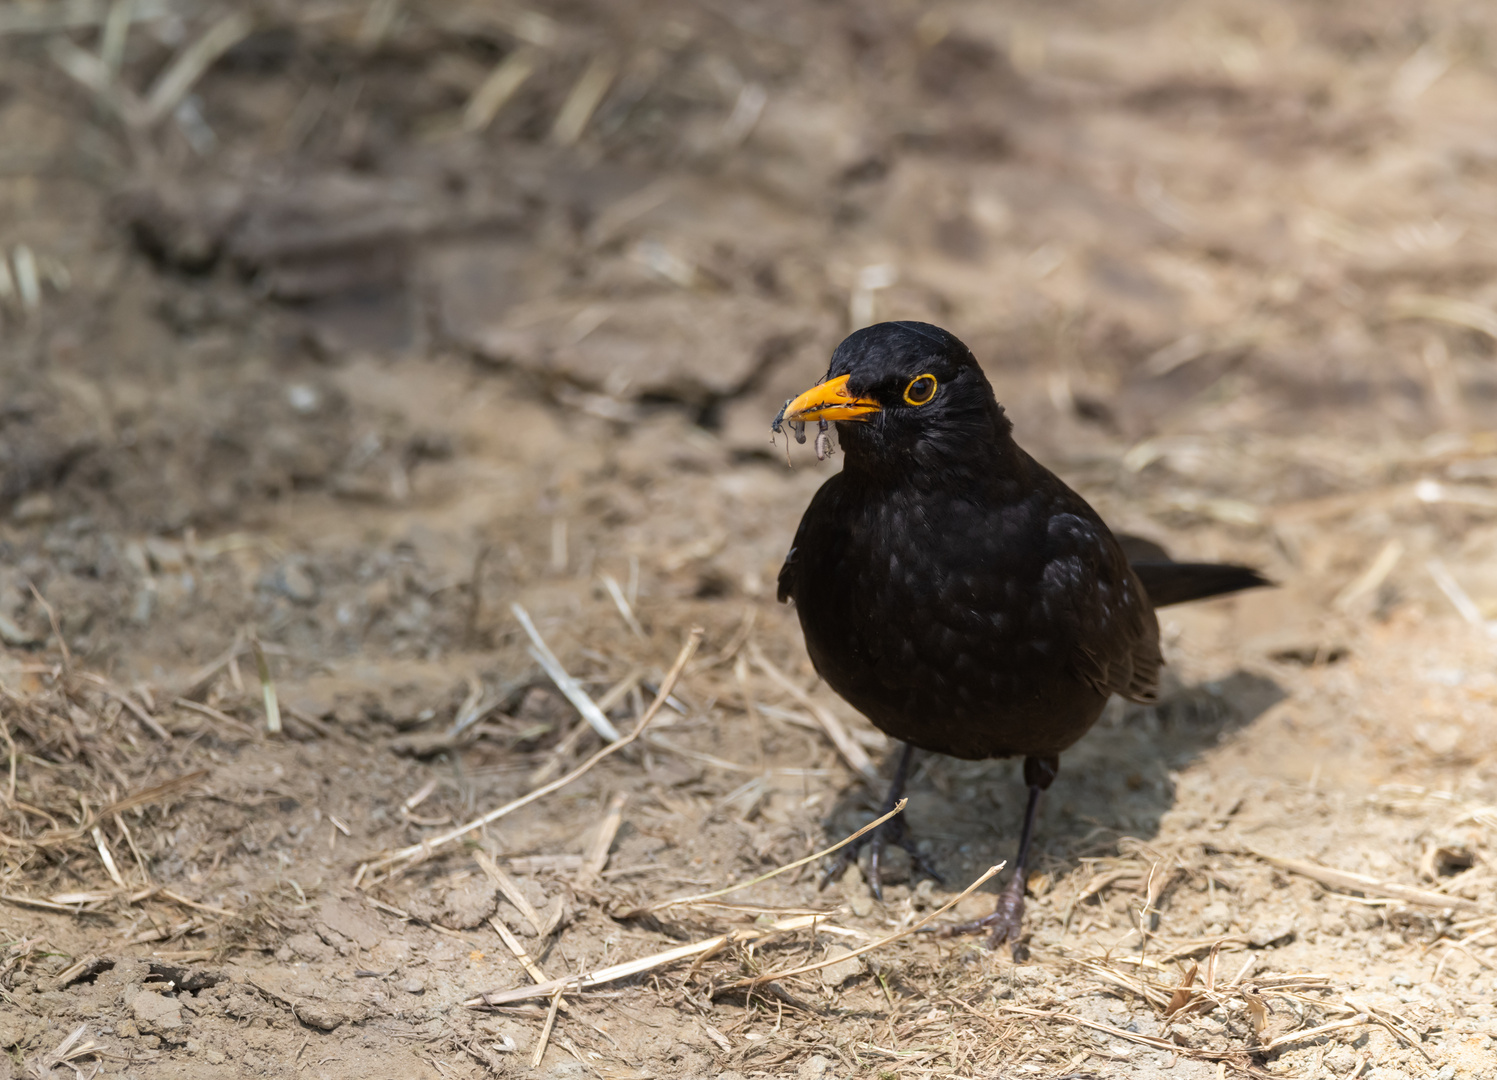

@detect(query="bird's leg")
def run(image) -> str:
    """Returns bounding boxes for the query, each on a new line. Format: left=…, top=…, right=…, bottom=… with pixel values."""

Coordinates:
left=821, top=742, right=942, bottom=900
left=944, top=754, right=1058, bottom=955
left=866, top=742, right=943, bottom=895
left=982, top=776, right=1044, bottom=948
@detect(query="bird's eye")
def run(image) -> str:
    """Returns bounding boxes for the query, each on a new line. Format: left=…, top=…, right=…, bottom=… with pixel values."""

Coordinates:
left=903, top=374, right=938, bottom=406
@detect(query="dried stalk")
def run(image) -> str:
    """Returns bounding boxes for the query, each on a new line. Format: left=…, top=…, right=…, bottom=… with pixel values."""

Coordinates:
left=1247, top=848, right=1485, bottom=911
left=626, top=798, right=907, bottom=917
left=720, top=863, right=1002, bottom=991
left=466, top=913, right=830, bottom=1007
left=512, top=603, right=621, bottom=742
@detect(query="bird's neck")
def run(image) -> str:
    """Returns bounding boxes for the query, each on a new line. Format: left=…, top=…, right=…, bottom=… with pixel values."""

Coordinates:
left=838, top=402, right=1021, bottom=485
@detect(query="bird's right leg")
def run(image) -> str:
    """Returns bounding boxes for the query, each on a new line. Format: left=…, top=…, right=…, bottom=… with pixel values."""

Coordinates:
left=943, top=754, right=1058, bottom=956
left=821, top=742, right=942, bottom=900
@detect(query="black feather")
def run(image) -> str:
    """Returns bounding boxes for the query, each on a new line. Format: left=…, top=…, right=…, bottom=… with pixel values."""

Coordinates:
left=1130, top=562, right=1272, bottom=608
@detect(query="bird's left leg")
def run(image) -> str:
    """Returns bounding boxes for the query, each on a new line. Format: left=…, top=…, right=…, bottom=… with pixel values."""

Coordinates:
left=943, top=754, right=1057, bottom=955
left=821, top=742, right=942, bottom=900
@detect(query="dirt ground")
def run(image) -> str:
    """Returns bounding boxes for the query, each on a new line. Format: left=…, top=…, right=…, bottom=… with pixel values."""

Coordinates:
left=3, top=1, right=1497, bottom=1077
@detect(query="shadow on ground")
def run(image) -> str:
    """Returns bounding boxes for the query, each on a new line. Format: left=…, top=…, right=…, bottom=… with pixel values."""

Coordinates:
left=823, top=669, right=1287, bottom=897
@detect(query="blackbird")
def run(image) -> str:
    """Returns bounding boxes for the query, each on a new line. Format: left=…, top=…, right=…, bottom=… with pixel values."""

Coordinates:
left=774, top=321, right=1268, bottom=948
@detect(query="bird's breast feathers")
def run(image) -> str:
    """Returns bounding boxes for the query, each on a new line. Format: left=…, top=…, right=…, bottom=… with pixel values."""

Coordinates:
left=794, top=474, right=1159, bottom=701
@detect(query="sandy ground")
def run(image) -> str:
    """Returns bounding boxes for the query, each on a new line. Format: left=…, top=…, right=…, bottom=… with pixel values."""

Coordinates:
left=3, top=2, right=1497, bottom=1078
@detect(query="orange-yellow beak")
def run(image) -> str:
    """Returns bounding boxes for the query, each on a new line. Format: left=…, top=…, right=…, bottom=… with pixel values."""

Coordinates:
left=780, top=374, right=882, bottom=424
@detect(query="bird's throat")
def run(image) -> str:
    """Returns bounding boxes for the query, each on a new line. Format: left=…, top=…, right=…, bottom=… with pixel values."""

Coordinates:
left=836, top=408, right=1018, bottom=482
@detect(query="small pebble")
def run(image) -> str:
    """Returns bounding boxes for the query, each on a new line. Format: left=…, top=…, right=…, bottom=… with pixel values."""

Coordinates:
left=840, top=862, right=875, bottom=918
left=400, top=979, right=425, bottom=994
left=819, top=944, right=863, bottom=989
left=1201, top=900, right=1232, bottom=928
left=10, top=492, right=55, bottom=523
left=0, top=613, right=39, bottom=647
left=276, top=560, right=319, bottom=604
left=287, top=384, right=321, bottom=413
left=1247, top=912, right=1296, bottom=947
left=797, top=1054, right=831, bottom=1080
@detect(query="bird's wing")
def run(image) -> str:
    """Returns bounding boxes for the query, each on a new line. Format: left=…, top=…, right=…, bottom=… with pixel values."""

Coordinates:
left=776, top=544, right=798, bottom=603
left=1043, top=513, right=1162, bottom=705
left=778, top=503, right=816, bottom=604
left=1071, top=626, right=1161, bottom=705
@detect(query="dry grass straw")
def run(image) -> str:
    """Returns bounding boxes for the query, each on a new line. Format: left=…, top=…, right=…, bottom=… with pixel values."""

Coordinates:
left=622, top=797, right=907, bottom=918
left=1244, top=847, right=1488, bottom=912
left=466, top=812, right=1000, bottom=1013
left=748, top=642, right=877, bottom=783
left=1333, top=538, right=1404, bottom=611
left=4, top=880, right=236, bottom=919
left=140, top=10, right=254, bottom=125
left=3, top=769, right=204, bottom=851
left=550, top=52, right=617, bottom=146
left=1389, top=293, right=1497, bottom=341
left=1020, top=943, right=1405, bottom=1073
left=476, top=848, right=575, bottom=1058
left=85, top=675, right=169, bottom=741
left=1425, top=558, right=1490, bottom=628
left=475, top=850, right=548, bottom=935
left=512, top=602, right=622, bottom=742
left=532, top=987, right=565, bottom=1067
left=717, top=862, right=1002, bottom=992
left=601, top=574, right=646, bottom=639
left=0, top=1, right=162, bottom=37
left=355, top=626, right=703, bottom=884
left=526, top=716, right=593, bottom=786
left=25, top=1023, right=100, bottom=1077
left=466, top=802, right=937, bottom=1009
left=26, top=584, right=70, bottom=680
left=1014, top=838, right=1453, bottom=1074
left=488, top=914, right=548, bottom=984
left=0, top=653, right=243, bottom=937
left=579, top=791, right=628, bottom=885
left=100, top=0, right=132, bottom=77
left=467, top=911, right=835, bottom=1008
left=463, top=47, right=538, bottom=133
left=249, top=635, right=282, bottom=734
left=177, top=635, right=248, bottom=702
left=91, top=824, right=125, bottom=887
left=47, top=35, right=141, bottom=120
left=172, top=696, right=256, bottom=736
left=45, top=5, right=252, bottom=131
left=520, top=670, right=638, bottom=785
left=444, top=677, right=488, bottom=740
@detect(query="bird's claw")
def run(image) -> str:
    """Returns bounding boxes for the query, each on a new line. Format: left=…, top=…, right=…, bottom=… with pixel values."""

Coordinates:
left=941, top=878, right=1029, bottom=958
left=820, top=816, right=942, bottom=901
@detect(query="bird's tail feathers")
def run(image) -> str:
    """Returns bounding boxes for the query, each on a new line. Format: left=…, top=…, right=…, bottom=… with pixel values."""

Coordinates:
left=1131, top=562, right=1272, bottom=608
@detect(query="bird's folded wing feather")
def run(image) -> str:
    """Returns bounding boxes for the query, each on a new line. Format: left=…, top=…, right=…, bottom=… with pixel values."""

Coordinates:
left=776, top=544, right=799, bottom=604
left=1044, top=513, right=1162, bottom=705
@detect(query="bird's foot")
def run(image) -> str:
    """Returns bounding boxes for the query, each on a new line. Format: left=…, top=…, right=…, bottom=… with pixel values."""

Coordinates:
left=820, top=816, right=942, bottom=902
left=941, top=878, right=1028, bottom=957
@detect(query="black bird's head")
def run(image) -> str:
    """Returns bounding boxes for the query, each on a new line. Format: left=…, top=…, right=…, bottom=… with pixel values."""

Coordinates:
left=778, top=321, right=1012, bottom=472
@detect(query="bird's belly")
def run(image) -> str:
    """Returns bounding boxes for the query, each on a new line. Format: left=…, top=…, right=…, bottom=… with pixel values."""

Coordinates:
left=790, top=475, right=1125, bottom=761
left=799, top=608, right=1108, bottom=761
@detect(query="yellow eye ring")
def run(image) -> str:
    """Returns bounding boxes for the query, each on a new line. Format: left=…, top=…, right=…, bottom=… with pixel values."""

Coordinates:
left=903, top=374, right=938, bottom=406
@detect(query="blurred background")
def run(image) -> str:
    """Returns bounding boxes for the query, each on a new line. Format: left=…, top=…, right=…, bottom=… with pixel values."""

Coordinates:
left=3, top=2, right=1497, bottom=1077
left=3, top=0, right=1497, bottom=669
